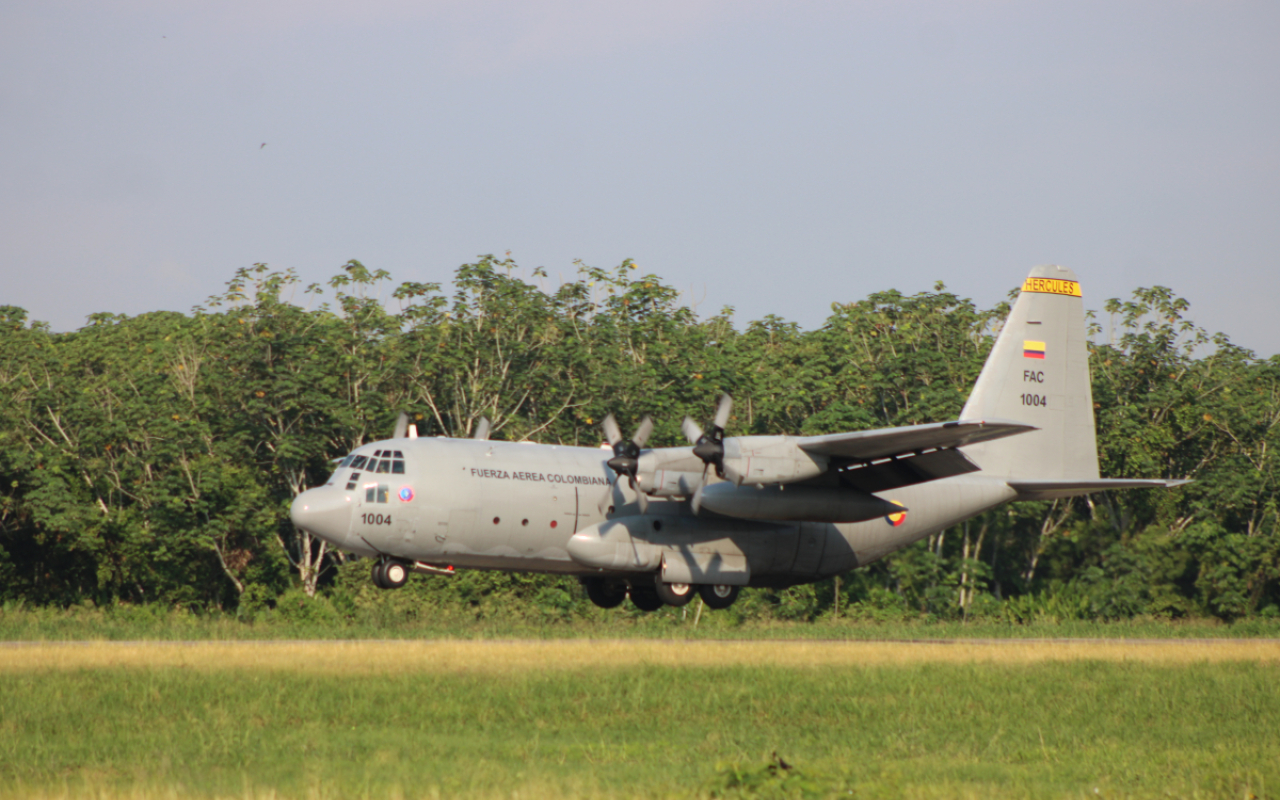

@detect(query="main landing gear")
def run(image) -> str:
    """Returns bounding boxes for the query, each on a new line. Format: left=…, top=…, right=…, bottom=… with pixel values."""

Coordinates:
left=580, top=575, right=741, bottom=612
left=582, top=578, right=628, bottom=609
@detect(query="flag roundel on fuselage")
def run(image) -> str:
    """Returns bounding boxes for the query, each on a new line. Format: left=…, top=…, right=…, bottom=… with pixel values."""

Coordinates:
left=885, top=500, right=906, bottom=527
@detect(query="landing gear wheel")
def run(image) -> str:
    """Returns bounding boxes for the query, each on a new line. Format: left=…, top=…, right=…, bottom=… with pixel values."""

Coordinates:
left=698, top=584, right=740, bottom=610
left=383, top=561, right=409, bottom=589
left=654, top=576, right=695, bottom=607
left=629, top=583, right=664, bottom=612
left=582, top=578, right=628, bottom=609
left=372, top=560, right=409, bottom=590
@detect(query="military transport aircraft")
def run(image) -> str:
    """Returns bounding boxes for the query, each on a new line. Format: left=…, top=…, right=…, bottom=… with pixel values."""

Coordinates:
left=291, top=265, right=1186, bottom=611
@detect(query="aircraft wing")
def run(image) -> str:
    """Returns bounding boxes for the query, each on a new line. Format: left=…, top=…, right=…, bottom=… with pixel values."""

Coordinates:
left=796, top=419, right=1037, bottom=461
left=793, top=419, right=1037, bottom=494
left=1008, top=478, right=1192, bottom=500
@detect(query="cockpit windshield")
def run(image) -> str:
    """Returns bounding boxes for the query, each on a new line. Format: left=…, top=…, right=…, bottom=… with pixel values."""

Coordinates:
left=331, top=448, right=406, bottom=490
left=369, top=449, right=406, bottom=474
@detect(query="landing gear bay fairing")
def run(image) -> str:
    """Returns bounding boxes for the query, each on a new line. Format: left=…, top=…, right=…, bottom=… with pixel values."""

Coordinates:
left=291, top=266, right=1186, bottom=611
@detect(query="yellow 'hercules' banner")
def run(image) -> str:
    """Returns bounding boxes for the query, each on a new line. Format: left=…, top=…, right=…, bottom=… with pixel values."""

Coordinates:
left=1022, top=277, right=1082, bottom=297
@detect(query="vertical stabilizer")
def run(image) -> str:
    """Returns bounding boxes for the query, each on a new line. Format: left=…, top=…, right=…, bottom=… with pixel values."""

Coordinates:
left=960, top=265, right=1099, bottom=480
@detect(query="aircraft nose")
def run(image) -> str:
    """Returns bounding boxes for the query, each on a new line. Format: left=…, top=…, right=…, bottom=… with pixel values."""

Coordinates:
left=290, top=488, right=353, bottom=547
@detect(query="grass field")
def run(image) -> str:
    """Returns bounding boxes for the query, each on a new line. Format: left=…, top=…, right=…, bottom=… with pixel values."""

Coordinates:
left=2, top=640, right=1278, bottom=799
left=5, top=602, right=1280, bottom=642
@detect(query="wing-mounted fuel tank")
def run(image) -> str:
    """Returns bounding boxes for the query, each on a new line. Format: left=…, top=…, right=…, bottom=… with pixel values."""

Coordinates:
left=695, top=483, right=903, bottom=523
left=566, top=507, right=858, bottom=586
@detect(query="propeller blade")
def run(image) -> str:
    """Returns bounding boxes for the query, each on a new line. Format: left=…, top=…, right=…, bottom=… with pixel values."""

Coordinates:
left=393, top=412, right=409, bottom=439
left=597, top=478, right=616, bottom=515
left=632, top=415, right=654, bottom=448
left=689, top=463, right=711, bottom=514
left=681, top=416, right=703, bottom=445
left=713, top=394, right=733, bottom=430
left=602, top=414, right=623, bottom=448
left=629, top=476, right=649, bottom=514
left=472, top=417, right=491, bottom=441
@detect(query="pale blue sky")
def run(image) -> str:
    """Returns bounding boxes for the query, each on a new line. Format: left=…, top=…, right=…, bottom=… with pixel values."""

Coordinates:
left=3, top=1, right=1277, bottom=353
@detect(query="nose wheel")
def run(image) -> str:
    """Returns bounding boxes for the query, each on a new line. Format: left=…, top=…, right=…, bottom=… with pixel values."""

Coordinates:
left=372, top=559, right=409, bottom=589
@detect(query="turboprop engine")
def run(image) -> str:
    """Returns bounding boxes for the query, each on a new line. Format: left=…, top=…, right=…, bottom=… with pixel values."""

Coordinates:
left=715, top=435, right=829, bottom=486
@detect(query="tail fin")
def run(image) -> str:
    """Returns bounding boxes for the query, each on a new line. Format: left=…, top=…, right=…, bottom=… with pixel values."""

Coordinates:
left=960, top=265, right=1099, bottom=480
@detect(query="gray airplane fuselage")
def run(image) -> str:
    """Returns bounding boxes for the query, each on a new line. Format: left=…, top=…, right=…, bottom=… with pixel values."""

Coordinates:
left=297, top=436, right=1015, bottom=587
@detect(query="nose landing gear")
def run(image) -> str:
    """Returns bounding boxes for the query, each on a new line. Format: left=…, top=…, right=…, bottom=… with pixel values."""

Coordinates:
left=372, top=559, right=409, bottom=589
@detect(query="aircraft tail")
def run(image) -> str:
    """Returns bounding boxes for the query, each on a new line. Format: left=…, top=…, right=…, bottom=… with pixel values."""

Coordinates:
left=960, top=265, right=1099, bottom=481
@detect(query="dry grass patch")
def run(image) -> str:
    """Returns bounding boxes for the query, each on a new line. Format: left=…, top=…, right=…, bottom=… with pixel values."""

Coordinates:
left=3, top=637, right=1278, bottom=673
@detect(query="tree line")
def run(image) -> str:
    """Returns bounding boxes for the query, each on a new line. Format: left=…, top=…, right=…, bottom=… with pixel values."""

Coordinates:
left=1, top=257, right=1276, bottom=620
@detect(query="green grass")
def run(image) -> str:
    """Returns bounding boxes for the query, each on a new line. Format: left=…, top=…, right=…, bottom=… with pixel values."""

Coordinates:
left=3, top=600, right=1279, bottom=642
left=1, top=653, right=1277, bottom=799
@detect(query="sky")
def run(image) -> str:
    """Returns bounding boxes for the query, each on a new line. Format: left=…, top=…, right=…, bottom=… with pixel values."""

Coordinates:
left=2, top=0, right=1278, bottom=354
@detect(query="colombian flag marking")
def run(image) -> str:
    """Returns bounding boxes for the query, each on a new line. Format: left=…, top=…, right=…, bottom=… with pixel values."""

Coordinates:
left=885, top=501, right=907, bottom=527
left=1023, top=340, right=1046, bottom=359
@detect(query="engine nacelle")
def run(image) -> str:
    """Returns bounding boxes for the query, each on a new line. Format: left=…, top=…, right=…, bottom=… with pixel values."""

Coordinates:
left=721, top=436, right=828, bottom=485
left=697, top=483, right=902, bottom=523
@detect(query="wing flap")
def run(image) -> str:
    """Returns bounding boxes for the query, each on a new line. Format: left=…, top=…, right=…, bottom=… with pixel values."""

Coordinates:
left=797, top=419, right=1037, bottom=461
left=836, top=448, right=981, bottom=493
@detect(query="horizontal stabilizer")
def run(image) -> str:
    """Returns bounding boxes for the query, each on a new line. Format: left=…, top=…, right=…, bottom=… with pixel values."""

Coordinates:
left=798, top=419, right=1036, bottom=461
left=1009, top=478, right=1191, bottom=500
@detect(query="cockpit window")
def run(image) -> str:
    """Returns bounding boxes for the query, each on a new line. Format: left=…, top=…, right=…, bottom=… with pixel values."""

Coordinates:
left=391, top=459, right=405, bottom=474
left=339, top=455, right=354, bottom=467
left=350, top=455, right=368, bottom=470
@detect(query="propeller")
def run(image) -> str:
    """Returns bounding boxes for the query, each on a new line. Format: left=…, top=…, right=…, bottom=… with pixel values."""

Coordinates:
left=472, top=417, right=491, bottom=441
left=682, top=394, right=743, bottom=513
left=393, top=412, right=409, bottom=439
left=597, top=413, right=654, bottom=515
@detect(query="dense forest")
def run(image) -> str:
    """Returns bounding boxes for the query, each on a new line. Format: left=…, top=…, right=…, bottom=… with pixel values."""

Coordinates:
left=1, top=258, right=1277, bottom=621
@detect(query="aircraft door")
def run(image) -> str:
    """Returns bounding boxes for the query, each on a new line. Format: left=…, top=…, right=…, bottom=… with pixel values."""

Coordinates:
left=562, top=487, right=584, bottom=533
